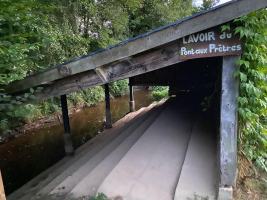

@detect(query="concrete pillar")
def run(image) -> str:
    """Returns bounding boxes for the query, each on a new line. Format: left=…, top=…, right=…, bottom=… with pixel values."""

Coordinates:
left=218, top=56, right=240, bottom=199
left=105, top=84, right=112, bottom=129
left=218, top=187, right=233, bottom=200
left=60, top=94, right=75, bottom=156
left=129, top=78, right=135, bottom=112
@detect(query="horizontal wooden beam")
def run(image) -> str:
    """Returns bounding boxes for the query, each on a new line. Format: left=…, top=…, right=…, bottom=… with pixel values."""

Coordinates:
left=13, top=44, right=181, bottom=105
left=4, top=0, right=267, bottom=94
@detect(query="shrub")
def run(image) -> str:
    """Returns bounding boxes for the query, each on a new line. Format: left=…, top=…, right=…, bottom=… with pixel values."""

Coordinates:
left=151, top=89, right=169, bottom=101
left=109, top=79, right=129, bottom=97
left=152, top=86, right=169, bottom=92
left=83, top=86, right=105, bottom=107
left=67, top=86, right=105, bottom=108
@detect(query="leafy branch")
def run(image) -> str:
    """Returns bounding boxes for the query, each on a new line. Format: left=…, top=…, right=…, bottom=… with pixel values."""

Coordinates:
left=230, top=9, right=267, bottom=171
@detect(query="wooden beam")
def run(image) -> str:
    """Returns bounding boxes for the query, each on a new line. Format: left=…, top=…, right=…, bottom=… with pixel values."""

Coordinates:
left=58, top=65, right=71, bottom=77
left=94, top=66, right=107, bottom=82
left=4, top=0, right=267, bottom=94
left=0, top=170, right=6, bottom=200
left=12, top=44, right=180, bottom=105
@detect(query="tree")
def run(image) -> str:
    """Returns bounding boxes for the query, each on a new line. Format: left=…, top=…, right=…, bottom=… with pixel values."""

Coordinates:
left=128, top=0, right=193, bottom=37
left=0, top=0, right=54, bottom=134
left=72, top=0, right=141, bottom=52
left=0, top=0, right=89, bottom=135
left=192, top=0, right=220, bottom=15
left=0, top=0, right=193, bottom=136
left=201, top=0, right=219, bottom=10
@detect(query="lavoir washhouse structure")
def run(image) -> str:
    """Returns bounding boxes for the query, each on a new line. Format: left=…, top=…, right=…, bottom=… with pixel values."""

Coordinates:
left=3, top=0, right=267, bottom=200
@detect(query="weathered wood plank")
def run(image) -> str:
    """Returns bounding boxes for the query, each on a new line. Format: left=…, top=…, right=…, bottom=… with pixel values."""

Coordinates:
left=4, top=0, right=267, bottom=94
left=13, top=44, right=180, bottom=105
left=94, top=66, right=107, bottom=82
left=58, top=65, right=72, bottom=77
left=220, top=55, right=240, bottom=187
left=0, top=170, right=6, bottom=200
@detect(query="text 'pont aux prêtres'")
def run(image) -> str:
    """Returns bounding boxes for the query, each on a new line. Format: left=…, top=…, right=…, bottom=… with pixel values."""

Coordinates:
left=179, top=27, right=242, bottom=60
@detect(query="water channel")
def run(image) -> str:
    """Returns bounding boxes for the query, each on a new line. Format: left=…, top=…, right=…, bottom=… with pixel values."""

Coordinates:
left=0, top=89, right=153, bottom=195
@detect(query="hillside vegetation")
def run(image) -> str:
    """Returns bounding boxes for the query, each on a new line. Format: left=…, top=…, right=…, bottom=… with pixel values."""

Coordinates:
left=0, top=0, right=193, bottom=137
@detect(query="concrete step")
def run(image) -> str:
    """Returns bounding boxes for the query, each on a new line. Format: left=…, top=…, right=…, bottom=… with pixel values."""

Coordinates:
left=97, top=98, right=195, bottom=200
left=46, top=101, right=166, bottom=199
left=66, top=100, right=167, bottom=199
left=9, top=104, right=154, bottom=200
left=174, top=115, right=217, bottom=200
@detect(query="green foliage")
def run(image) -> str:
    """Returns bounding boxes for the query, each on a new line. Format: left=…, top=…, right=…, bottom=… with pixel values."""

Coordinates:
left=40, top=98, right=61, bottom=115
left=11, top=104, right=43, bottom=124
left=0, top=86, right=105, bottom=137
left=0, top=0, right=87, bottom=81
left=0, top=87, right=43, bottom=135
left=0, top=0, right=192, bottom=136
left=151, top=87, right=169, bottom=101
left=72, top=0, right=141, bottom=51
left=0, top=0, right=88, bottom=135
left=192, top=0, right=219, bottom=15
left=152, top=86, right=169, bottom=92
left=201, top=0, right=219, bottom=10
left=0, top=119, right=9, bottom=140
left=109, top=79, right=129, bottom=97
left=201, top=79, right=219, bottom=112
left=128, top=0, right=192, bottom=37
left=67, top=86, right=105, bottom=107
left=1, top=96, right=61, bottom=131
left=201, top=96, right=213, bottom=112
left=231, top=9, right=267, bottom=171
left=89, top=193, right=108, bottom=200
left=0, top=0, right=50, bottom=84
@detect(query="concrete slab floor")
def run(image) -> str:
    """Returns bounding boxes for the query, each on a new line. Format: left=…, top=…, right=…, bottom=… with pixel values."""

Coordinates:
left=174, top=115, right=217, bottom=200
left=98, top=100, right=195, bottom=200
left=66, top=102, right=166, bottom=199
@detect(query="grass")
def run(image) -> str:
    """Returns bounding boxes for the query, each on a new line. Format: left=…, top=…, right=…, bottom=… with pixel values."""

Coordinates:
left=233, top=173, right=267, bottom=200
left=233, top=152, right=267, bottom=200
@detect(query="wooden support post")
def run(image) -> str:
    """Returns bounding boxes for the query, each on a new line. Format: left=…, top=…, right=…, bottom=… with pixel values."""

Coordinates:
left=60, top=95, right=75, bottom=156
left=0, top=170, right=6, bottom=200
left=129, top=78, right=135, bottom=112
left=105, top=84, right=112, bottom=129
left=218, top=56, right=240, bottom=199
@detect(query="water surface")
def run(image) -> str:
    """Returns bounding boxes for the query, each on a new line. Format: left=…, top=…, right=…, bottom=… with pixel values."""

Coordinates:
left=0, top=90, right=152, bottom=195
